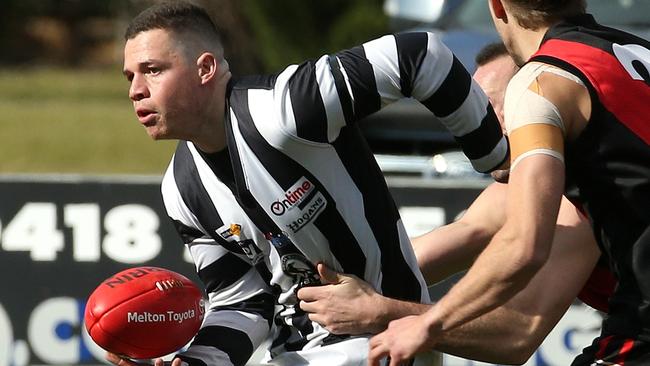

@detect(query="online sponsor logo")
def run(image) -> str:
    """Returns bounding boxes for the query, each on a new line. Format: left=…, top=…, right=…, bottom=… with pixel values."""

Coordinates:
left=270, top=178, right=314, bottom=216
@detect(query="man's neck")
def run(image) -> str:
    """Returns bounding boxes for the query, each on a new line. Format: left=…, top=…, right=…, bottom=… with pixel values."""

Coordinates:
left=511, top=25, right=549, bottom=66
left=192, top=72, right=232, bottom=153
left=193, top=120, right=227, bottom=153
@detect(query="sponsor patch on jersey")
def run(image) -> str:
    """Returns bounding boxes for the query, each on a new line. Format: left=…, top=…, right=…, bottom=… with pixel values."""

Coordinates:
left=270, top=177, right=315, bottom=216
left=285, top=192, right=327, bottom=233
left=218, top=223, right=242, bottom=240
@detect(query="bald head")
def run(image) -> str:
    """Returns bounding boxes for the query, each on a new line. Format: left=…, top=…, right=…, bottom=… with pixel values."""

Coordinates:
left=473, top=44, right=519, bottom=126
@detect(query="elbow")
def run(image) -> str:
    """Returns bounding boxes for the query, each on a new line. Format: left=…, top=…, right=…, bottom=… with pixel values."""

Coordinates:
left=503, top=340, right=539, bottom=365
left=483, top=321, right=544, bottom=365
left=505, top=314, right=548, bottom=365
left=516, top=250, right=547, bottom=279
left=508, top=238, right=550, bottom=285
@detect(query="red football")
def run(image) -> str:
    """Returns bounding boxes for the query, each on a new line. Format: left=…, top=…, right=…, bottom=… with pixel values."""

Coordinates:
left=84, top=267, right=205, bottom=359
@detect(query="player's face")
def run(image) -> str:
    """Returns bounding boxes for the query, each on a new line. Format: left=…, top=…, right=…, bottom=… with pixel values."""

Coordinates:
left=473, top=55, right=518, bottom=128
left=123, top=29, right=200, bottom=140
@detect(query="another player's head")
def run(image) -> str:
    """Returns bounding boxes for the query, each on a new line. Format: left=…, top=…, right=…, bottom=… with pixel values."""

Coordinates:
left=473, top=42, right=519, bottom=126
left=487, top=0, right=586, bottom=65
left=123, top=1, right=230, bottom=141
left=473, top=42, right=518, bottom=183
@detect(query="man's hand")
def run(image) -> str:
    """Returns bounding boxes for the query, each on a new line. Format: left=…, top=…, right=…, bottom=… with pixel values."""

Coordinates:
left=106, top=352, right=182, bottom=366
left=368, top=313, right=441, bottom=366
left=490, top=168, right=510, bottom=183
left=297, top=263, right=385, bottom=335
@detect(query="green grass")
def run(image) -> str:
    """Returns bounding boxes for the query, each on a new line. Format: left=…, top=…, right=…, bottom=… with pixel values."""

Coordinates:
left=0, top=67, right=176, bottom=174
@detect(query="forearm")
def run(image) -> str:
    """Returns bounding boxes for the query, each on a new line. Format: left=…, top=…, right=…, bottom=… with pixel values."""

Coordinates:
left=436, top=195, right=599, bottom=364
left=412, top=222, right=490, bottom=284
left=412, top=183, right=508, bottom=285
left=437, top=308, right=541, bottom=364
left=428, top=157, right=562, bottom=334
left=372, top=296, right=432, bottom=333
left=427, top=228, right=546, bottom=334
left=298, top=265, right=433, bottom=335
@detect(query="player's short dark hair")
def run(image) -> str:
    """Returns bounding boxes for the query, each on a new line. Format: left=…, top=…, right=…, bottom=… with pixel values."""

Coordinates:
left=475, top=42, right=509, bottom=67
left=505, top=0, right=586, bottom=29
left=124, top=1, right=221, bottom=43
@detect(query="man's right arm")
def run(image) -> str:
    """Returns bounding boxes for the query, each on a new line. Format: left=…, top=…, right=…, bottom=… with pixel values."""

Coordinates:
left=413, top=182, right=508, bottom=284
left=384, top=193, right=599, bottom=363
left=435, top=194, right=599, bottom=363
left=161, top=168, right=275, bottom=366
left=300, top=189, right=599, bottom=363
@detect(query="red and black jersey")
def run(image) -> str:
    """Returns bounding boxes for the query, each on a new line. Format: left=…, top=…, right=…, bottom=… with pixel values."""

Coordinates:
left=567, top=196, right=618, bottom=313
left=577, top=258, right=617, bottom=313
left=530, top=15, right=650, bottom=341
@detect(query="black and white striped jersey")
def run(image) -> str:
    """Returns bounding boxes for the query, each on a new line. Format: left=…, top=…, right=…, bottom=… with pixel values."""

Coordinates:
left=161, top=32, right=508, bottom=366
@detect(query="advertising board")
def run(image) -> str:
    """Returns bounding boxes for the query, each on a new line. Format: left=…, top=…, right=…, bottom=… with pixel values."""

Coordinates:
left=0, top=176, right=599, bottom=365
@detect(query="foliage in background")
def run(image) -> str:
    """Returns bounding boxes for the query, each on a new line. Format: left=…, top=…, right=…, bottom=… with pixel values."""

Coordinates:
left=0, top=0, right=130, bottom=66
left=0, top=0, right=388, bottom=72
left=243, top=0, right=388, bottom=72
left=0, top=1, right=388, bottom=174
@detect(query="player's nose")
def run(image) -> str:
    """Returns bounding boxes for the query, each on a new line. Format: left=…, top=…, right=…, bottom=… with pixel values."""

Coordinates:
left=129, top=74, right=150, bottom=101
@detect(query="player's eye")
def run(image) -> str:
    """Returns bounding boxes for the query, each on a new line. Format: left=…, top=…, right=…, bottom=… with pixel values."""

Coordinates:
left=147, top=67, right=161, bottom=76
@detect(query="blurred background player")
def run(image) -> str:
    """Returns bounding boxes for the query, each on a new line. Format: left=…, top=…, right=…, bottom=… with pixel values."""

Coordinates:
left=367, top=1, right=650, bottom=365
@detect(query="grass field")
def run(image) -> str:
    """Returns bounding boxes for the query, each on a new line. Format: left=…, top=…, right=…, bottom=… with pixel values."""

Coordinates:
left=0, top=67, right=176, bottom=174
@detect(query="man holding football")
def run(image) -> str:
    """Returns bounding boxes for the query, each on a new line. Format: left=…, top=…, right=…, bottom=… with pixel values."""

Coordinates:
left=111, top=1, right=508, bottom=365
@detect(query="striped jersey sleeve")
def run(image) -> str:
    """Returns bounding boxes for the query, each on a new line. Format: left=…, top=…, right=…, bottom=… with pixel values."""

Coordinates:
left=279, top=31, right=508, bottom=173
left=161, top=149, right=274, bottom=366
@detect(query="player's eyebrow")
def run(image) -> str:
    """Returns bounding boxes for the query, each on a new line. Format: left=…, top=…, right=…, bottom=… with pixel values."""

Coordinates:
left=123, top=59, right=168, bottom=74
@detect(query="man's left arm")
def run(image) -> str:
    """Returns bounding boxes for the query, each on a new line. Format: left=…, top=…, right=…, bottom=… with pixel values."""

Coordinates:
left=429, top=153, right=565, bottom=331
left=327, top=32, right=508, bottom=173
left=368, top=153, right=564, bottom=366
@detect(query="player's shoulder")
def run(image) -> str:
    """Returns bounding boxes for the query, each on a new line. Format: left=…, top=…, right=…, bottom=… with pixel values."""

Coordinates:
left=160, top=141, right=197, bottom=202
left=509, top=62, right=584, bottom=91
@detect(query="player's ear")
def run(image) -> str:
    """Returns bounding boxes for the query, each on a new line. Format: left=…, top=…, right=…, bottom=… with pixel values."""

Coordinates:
left=489, top=0, right=507, bottom=20
left=197, top=52, right=218, bottom=85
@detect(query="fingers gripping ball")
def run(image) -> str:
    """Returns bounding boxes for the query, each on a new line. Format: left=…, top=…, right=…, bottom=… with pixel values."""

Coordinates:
left=84, top=267, right=205, bottom=359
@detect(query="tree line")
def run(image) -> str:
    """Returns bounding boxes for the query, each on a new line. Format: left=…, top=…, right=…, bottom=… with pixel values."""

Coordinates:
left=0, top=0, right=388, bottom=74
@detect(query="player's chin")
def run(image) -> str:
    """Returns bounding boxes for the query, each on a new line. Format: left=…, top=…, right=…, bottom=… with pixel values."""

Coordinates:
left=146, top=126, right=171, bottom=141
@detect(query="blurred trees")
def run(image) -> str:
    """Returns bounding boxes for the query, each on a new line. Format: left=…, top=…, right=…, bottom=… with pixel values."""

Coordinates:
left=241, top=0, right=388, bottom=72
left=0, top=0, right=129, bottom=66
left=0, top=0, right=388, bottom=73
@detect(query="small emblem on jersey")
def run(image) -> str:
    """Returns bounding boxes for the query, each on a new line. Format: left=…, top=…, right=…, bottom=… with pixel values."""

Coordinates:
left=280, top=253, right=320, bottom=287
left=218, top=223, right=242, bottom=240
left=286, top=193, right=327, bottom=233
left=237, top=239, right=264, bottom=265
left=270, top=177, right=315, bottom=216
